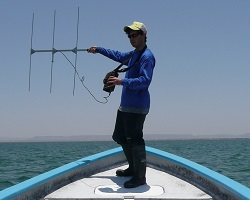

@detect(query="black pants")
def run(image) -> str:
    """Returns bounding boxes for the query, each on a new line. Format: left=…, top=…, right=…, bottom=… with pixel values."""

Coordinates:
left=112, top=110, right=146, bottom=146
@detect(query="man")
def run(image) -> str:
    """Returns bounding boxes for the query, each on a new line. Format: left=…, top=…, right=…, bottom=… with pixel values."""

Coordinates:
left=88, top=21, right=155, bottom=188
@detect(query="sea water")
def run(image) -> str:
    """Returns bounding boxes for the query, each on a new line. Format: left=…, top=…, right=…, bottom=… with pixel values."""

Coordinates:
left=0, top=139, right=249, bottom=191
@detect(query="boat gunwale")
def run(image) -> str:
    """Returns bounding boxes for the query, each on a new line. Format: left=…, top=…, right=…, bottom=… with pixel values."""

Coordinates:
left=146, top=147, right=250, bottom=200
left=0, top=147, right=124, bottom=200
left=0, top=146, right=249, bottom=200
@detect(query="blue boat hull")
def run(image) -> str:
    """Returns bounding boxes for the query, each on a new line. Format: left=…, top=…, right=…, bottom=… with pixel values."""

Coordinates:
left=0, top=147, right=249, bottom=200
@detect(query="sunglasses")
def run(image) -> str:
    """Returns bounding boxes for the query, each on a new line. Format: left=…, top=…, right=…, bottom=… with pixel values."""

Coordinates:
left=127, top=33, right=140, bottom=39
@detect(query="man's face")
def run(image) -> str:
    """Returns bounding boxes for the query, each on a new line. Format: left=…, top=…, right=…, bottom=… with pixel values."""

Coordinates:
left=127, top=30, right=145, bottom=49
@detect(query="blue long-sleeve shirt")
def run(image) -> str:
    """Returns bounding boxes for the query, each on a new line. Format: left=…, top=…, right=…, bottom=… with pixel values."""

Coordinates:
left=97, top=47, right=155, bottom=114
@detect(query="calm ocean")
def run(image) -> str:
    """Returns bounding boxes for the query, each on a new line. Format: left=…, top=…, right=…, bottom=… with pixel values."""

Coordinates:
left=0, top=139, right=249, bottom=191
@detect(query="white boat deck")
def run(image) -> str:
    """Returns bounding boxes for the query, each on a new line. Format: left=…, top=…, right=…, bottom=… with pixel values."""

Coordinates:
left=44, top=165, right=212, bottom=200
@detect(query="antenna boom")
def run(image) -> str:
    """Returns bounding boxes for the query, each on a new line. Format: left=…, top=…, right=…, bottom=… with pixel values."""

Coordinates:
left=31, top=48, right=88, bottom=55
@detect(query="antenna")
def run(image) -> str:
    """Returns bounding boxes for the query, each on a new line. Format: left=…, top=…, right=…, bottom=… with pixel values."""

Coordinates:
left=50, top=10, right=56, bottom=93
left=29, top=8, right=109, bottom=104
left=28, top=13, right=34, bottom=92
left=29, top=7, right=88, bottom=93
left=73, top=7, right=80, bottom=96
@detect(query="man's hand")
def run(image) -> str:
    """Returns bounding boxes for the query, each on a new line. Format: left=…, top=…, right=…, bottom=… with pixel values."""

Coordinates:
left=107, top=76, right=122, bottom=87
left=87, top=46, right=98, bottom=54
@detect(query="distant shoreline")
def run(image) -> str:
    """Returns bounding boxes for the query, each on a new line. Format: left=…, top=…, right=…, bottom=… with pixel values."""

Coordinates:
left=1, top=133, right=249, bottom=143
left=1, top=138, right=249, bottom=143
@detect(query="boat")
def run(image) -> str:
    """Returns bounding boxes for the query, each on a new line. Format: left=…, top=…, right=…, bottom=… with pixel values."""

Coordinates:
left=0, top=146, right=249, bottom=200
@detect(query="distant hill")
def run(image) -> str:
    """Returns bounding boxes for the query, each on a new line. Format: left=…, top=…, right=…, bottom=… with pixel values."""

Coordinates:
left=145, top=133, right=250, bottom=140
left=0, top=133, right=250, bottom=142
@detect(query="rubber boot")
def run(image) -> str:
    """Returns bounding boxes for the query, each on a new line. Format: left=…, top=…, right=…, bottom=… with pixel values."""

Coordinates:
left=116, top=144, right=134, bottom=177
left=124, top=145, right=146, bottom=188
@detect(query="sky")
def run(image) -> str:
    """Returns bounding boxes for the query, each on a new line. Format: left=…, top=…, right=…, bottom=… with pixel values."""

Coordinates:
left=0, top=0, right=250, bottom=139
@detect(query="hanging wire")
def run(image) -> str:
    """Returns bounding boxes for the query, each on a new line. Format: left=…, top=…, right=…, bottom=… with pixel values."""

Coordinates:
left=60, top=51, right=109, bottom=104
